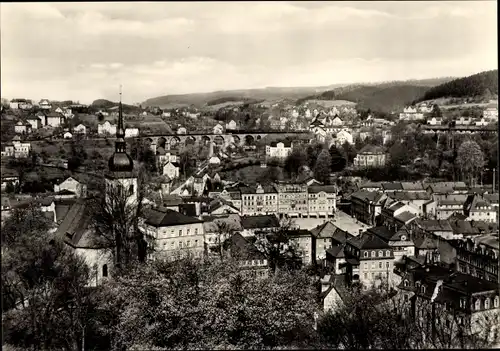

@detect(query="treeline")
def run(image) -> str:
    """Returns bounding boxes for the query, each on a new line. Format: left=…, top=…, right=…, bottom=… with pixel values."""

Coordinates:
left=418, top=69, right=498, bottom=102
left=3, top=207, right=499, bottom=350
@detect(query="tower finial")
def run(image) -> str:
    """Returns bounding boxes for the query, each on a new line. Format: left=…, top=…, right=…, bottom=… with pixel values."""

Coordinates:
left=119, top=84, right=122, bottom=103
left=117, top=85, right=124, bottom=139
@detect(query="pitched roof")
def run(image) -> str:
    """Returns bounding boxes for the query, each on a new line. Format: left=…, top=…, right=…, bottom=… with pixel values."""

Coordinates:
left=381, top=182, right=403, bottom=191
left=310, top=221, right=337, bottom=239
left=225, top=233, right=266, bottom=260
left=269, top=140, right=293, bottom=147
left=351, top=190, right=385, bottom=203
left=347, top=233, right=390, bottom=250
left=367, top=226, right=395, bottom=242
left=326, top=245, right=345, bottom=258
left=144, top=208, right=202, bottom=227
left=386, top=191, right=432, bottom=201
left=308, top=185, right=337, bottom=194
left=416, top=219, right=453, bottom=232
left=413, top=236, right=438, bottom=249
left=394, top=211, right=417, bottom=223
left=358, top=144, right=385, bottom=154
left=240, top=214, right=280, bottom=229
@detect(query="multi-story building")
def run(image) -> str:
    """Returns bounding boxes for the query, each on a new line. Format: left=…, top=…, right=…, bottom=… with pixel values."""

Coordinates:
left=335, top=129, right=354, bottom=146
left=399, top=106, right=425, bottom=121
left=350, top=190, right=388, bottom=225
left=240, top=184, right=279, bottom=215
left=344, top=232, right=396, bottom=288
left=307, top=185, right=337, bottom=218
left=367, top=226, right=416, bottom=260
left=275, top=181, right=308, bottom=218
left=284, top=229, right=316, bottom=265
left=38, top=99, right=52, bottom=110
left=397, top=263, right=499, bottom=342
left=26, top=115, right=42, bottom=130
left=464, top=194, right=497, bottom=223
left=11, top=137, right=31, bottom=158
left=266, top=141, right=293, bottom=159
left=353, top=145, right=387, bottom=168
left=46, top=112, right=64, bottom=128
left=435, top=194, right=469, bottom=220
left=455, top=234, right=499, bottom=283
left=141, top=207, right=205, bottom=261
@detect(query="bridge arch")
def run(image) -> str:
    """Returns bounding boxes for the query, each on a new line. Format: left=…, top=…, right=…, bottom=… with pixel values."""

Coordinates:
left=245, top=135, right=255, bottom=146
left=256, top=135, right=262, bottom=140
left=185, top=136, right=196, bottom=147
left=169, top=136, right=181, bottom=148
left=232, top=135, right=241, bottom=145
left=202, top=135, right=211, bottom=144
left=213, top=135, right=224, bottom=145
left=157, top=137, right=167, bottom=149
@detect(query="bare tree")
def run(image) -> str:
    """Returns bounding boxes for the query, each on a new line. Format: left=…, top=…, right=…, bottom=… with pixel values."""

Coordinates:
left=89, top=165, right=152, bottom=273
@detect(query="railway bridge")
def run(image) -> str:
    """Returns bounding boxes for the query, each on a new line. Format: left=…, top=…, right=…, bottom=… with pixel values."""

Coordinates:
left=137, top=130, right=310, bottom=150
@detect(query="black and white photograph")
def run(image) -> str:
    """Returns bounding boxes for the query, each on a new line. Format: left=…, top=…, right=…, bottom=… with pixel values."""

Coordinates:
left=1, top=1, right=499, bottom=350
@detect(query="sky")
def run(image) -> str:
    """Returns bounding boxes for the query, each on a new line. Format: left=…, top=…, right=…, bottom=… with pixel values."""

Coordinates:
left=1, top=1, right=497, bottom=104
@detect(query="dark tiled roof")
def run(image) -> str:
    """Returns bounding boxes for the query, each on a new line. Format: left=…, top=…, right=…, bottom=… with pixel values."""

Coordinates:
left=386, top=191, right=431, bottom=201
left=240, top=214, right=280, bottom=229
left=367, top=226, right=395, bottom=242
left=144, top=208, right=202, bottom=227
left=308, top=185, right=336, bottom=194
left=283, top=229, right=313, bottom=238
left=413, top=236, right=438, bottom=249
left=347, top=233, right=390, bottom=250
left=394, top=211, right=417, bottom=223
left=310, top=221, right=337, bottom=239
left=382, top=182, right=403, bottom=191
left=179, top=203, right=197, bottom=217
left=225, top=233, right=266, bottom=260
left=351, top=190, right=384, bottom=203
left=326, top=245, right=345, bottom=258
left=358, top=144, right=385, bottom=154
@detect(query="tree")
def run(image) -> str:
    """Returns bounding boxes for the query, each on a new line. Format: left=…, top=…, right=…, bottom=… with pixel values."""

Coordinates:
left=431, top=104, right=442, bottom=117
left=89, top=166, right=151, bottom=273
left=456, top=140, right=485, bottom=185
left=314, top=149, right=332, bottom=184
left=179, top=145, right=197, bottom=179
left=2, top=207, right=93, bottom=351
left=341, top=141, right=357, bottom=166
left=258, top=166, right=283, bottom=183
left=329, top=144, right=347, bottom=172
left=96, top=258, right=318, bottom=350
left=284, top=147, right=308, bottom=178
left=5, top=181, right=15, bottom=194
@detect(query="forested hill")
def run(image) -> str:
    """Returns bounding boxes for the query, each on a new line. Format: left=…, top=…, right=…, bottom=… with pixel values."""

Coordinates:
left=91, top=99, right=140, bottom=113
left=417, top=69, right=498, bottom=102
left=334, top=85, right=430, bottom=113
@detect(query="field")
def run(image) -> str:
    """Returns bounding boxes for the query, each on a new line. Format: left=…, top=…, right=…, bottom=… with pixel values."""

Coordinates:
left=304, top=99, right=357, bottom=108
left=203, top=101, right=246, bottom=111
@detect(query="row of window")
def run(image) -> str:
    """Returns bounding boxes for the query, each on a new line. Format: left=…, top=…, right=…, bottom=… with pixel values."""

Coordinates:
left=240, top=259, right=267, bottom=266
left=363, top=261, right=391, bottom=270
left=161, top=239, right=200, bottom=249
left=363, top=271, right=391, bottom=279
left=363, top=250, right=391, bottom=258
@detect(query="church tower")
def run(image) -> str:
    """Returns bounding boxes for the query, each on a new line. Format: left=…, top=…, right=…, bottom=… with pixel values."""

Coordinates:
left=105, top=87, right=138, bottom=206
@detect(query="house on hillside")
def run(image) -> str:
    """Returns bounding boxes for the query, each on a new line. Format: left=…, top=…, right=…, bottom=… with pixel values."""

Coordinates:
left=266, top=141, right=293, bottom=159
left=14, top=120, right=32, bottom=135
left=98, top=121, right=117, bottom=135
left=353, top=145, right=387, bottom=168
left=74, top=124, right=87, bottom=135
left=46, top=112, right=64, bottom=128
left=39, top=99, right=52, bottom=110
left=54, top=176, right=88, bottom=198
left=26, top=115, right=42, bottom=130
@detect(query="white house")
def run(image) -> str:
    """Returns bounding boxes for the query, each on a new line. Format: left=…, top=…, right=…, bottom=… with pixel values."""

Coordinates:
left=475, top=118, right=489, bottom=127
left=483, top=107, right=498, bottom=121
left=14, top=121, right=32, bottom=134
left=427, top=117, right=443, bottom=125
left=63, top=108, right=74, bottom=119
left=46, top=112, right=64, bottom=128
left=74, top=124, right=87, bottom=135
left=11, top=137, right=31, bottom=158
left=177, top=126, right=187, bottom=134
left=54, top=176, right=87, bottom=198
left=456, top=116, right=473, bottom=126
left=208, top=156, right=221, bottom=165
left=64, top=132, right=73, bottom=139
left=335, top=129, right=353, bottom=145
left=266, top=141, right=293, bottom=159
left=98, top=121, right=117, bottom=136
left=162, top=111, right=171, bottom=117
left=55, top=107, right=64, bottom=114
left=125, top=128, right=139, bottom=138
left=226, top=120, right=238, bottom=130
left=331, top=116, right=343, bottom=126
left=213, top=124, right=224, bottom=134
left=39, top=99, right=52, bottom=110
left=163, top=161, right=180, bottom=179
left=26, top=116, right=42, bottom=130
left=399, top=106, right=424, bottom=121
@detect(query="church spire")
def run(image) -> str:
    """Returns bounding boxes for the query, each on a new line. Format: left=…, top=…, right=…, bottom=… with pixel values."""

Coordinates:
left=107, top=86, right=134, bottom=173
left=117, top=85, right=125, bottom=140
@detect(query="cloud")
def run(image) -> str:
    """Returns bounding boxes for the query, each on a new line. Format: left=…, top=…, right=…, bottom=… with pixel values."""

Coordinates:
left=0, top=1, right=496, bottom=104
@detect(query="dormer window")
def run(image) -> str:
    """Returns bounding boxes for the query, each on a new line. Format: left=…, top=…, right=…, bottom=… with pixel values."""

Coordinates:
left=386, top=250, right=390, bottom=257
left=415, top=281, right=421, bottom=289
left=378, top=251, right=383, bottom=257
left=421, top=285, right=426, bottom=294
left=494, top=296, right=499, bottom=308
left=474, top=299, right=481, bottom=311
left=371, top=251, right=376, bottom=258
left=364, top=251, right=368, bottom=258
left=404, top=279, right=409, bottom=287
left=401, top=235, right=406, bottom=241
left=485, top=298, right=490, bottom=309
left=460, top=298, right=466, bottom=309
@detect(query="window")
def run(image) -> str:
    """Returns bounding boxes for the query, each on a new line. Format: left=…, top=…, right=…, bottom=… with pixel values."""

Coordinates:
left=129, top=184, right=134, bottom=194
left=475, top=299, right=481, bottom=311
left=179, top=230, right=182, bottom=236
left=179, top=242, right=183, bottom=249
left=460, top=298, right=466, bottom=309
left=378, top=251, right=383, bottom=257
left=379, top=262, right=382, bottom=269
left=421, top=285, right=426, bottom=294
left=485, top=298, right=490, bottom=309
left=386, top=262, right=390, bottom=268
left=364, top=251, right=368, bottom=258
left=371, top=251, right=376, bottom=257
left=401, top=235, right=406, bottom=241
left=386, top=250, right=390, bottom=257
left=194, top=240, right=198, bottom=246
left=404, top=280, right=409, bottom=287
left=494, top=296, right=499, bottom=308
left=364, top=262, right=368, bottom=269
left=102, top=264, right=108, bottom=277
left=186, top=240, right=191, bottom=247
left=187, top=228, right=190, bottom=235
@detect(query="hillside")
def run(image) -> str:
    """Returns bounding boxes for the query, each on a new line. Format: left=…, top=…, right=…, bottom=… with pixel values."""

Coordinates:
left=334, top=85, right=430, bottom=113
left=91, top=99, right=140, bottom=113
left=417, top=70, right=498, bottom=102
left=142, top=85, right=347, bottom=109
